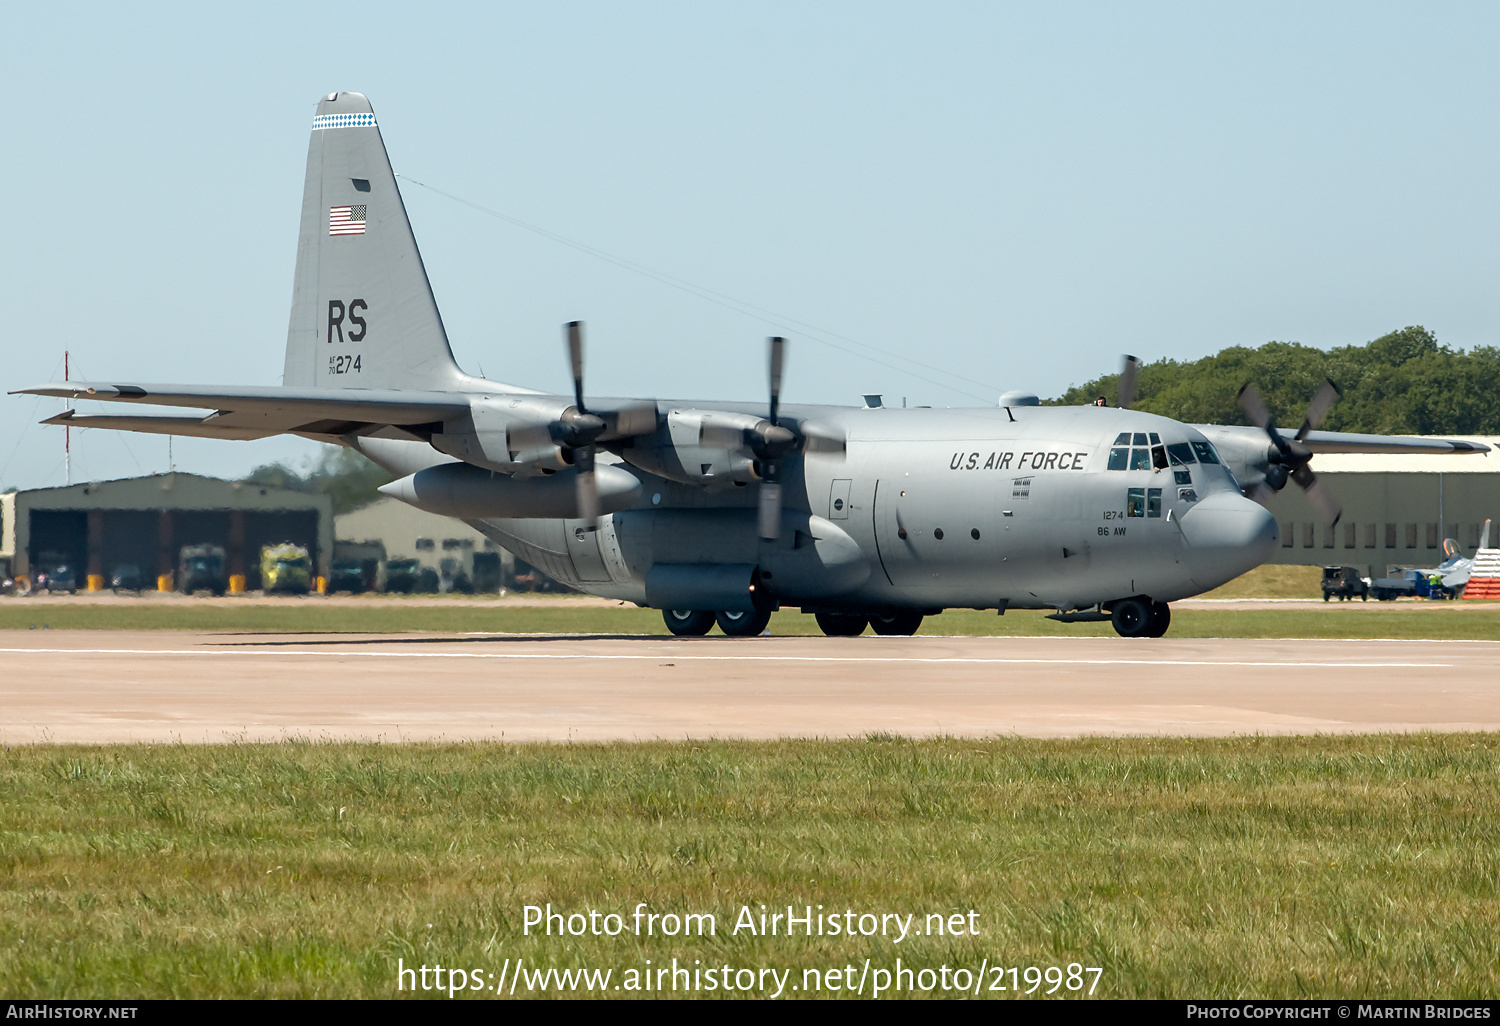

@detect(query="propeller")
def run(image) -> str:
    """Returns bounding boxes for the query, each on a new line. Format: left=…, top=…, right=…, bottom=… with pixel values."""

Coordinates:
left=1236, top=378, right=1343, bottom=524
left=553, top=321, right=658, bottom=526
left=756, top=337, right=798, bottom=540
left=693, top=336, right=846, bottom=540
left=1117, top=355, right=1141, bottom=410
left=558, top=322, right=605, bottom=524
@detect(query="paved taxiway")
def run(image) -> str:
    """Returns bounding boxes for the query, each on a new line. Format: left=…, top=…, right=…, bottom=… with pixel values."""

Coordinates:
left=2, top=629, right=1496, bottom=743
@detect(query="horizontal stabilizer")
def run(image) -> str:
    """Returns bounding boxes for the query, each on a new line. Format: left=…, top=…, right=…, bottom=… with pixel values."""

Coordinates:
left=41, top=410, right=279, bottom=441
left=16, top=382, right=471, bottom=434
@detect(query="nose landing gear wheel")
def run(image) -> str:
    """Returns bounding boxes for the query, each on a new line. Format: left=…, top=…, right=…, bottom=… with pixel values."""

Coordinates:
left=716, top=608, right=772, bottom=637
left=663, top=609, right=715, bottom=636
left=815, top=613, right=868, bottom=636
left=869, top=611, right=924, bottom=636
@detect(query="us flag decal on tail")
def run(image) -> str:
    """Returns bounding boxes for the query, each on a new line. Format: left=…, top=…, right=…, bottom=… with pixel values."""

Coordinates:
left=329, top=205, right=367, bottom=236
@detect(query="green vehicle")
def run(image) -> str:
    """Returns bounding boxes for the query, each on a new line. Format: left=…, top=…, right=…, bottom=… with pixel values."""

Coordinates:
left=179, top=544, right=227, bottom=596
left=261, top=543, right=312, bottom=594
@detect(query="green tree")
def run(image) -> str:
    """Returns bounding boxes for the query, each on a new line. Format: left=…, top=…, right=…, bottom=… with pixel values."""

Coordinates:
left=1050, top=326, right=1500, bottom=434
left=244, top=445, right=390, bottom=514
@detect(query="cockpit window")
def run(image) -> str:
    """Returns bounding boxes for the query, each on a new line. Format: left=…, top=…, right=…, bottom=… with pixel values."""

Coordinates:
left=1166, top=442, right=1196, bottom=465
left=1132, top=433, right=1148, bottom=446
left=1113, top=432, right=1130, bottom=445
left=1129, top=448, right=1152, bottom=470
left=1190, top=440, right=1222, bottom=465
left=1107, top=447, right=1129, bottom=470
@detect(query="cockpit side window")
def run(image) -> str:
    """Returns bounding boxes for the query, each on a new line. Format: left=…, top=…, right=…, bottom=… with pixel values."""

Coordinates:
left=1190, top=440, right=1222, bottom=465
left=1166, top=442, right=1196, bottom=466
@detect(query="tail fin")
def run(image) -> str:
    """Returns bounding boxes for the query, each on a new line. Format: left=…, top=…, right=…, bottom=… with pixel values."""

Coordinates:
left=283, top=92, right=466, bottom=390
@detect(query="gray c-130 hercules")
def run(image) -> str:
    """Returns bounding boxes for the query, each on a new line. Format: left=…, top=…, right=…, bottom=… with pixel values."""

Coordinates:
left=17, top=92, right=1490, bottom=637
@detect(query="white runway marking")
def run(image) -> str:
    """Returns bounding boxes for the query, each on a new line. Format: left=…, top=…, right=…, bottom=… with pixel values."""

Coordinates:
left=0, top=647, right=1447, bottom=668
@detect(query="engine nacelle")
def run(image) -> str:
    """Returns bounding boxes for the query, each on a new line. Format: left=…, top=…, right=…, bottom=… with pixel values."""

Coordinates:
left=619, top=409, right=762, bottom=488
left=430, top=395, right=574, bottom=474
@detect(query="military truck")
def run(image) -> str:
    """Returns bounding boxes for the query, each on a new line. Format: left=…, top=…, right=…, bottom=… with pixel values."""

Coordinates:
left=179, top=544, right=227, bottom=595
left=1320, top=566, right=1369, bottom=601
left=261, top=543, right=312, bottom=594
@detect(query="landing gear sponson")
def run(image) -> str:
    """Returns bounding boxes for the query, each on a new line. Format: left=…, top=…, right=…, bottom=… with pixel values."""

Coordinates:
left=666, top=603, right=1167, bottom=638
left=661, top=608, right=927, bottom=637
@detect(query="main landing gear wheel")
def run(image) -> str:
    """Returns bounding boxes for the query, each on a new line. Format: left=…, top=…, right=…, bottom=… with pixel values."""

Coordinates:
left=815, top=612, right=868, bottom=636
left=663, top=609, right=715, bottom=636
left=1111, top=597, right=1171, bottom=638
left=1145, top=601, right=1171, bottom=638
left=716, top=609, right=772, bottom=637
left=869, top=611, right=924, bottom=636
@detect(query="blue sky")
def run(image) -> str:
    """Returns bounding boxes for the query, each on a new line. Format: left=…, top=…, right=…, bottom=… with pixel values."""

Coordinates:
left=4, top=2, right=1498, bottom=489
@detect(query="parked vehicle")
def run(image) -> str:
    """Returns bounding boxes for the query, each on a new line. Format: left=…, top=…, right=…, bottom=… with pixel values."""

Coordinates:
left=1372, top=568, right=1455, bottom=601
left=179, top=544, right=227, bottom=595
left=261, top=543, right=312, bottom=594
left=36, top=564, right=78, bottom=594
left=384, top=558, right=419, bottom=594
left=328, top=560, right=368, bottom=594
left=110, top=564, right=145, bottom=593
left=1320, top=566, right=1369, bottom=602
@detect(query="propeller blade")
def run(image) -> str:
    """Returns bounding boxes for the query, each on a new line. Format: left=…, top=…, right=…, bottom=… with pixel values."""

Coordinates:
left=1245, top=481, right=1277, bottom=507
left=1294, top=379, right=1341, bottom=442
left=1117, top=355, right=1140, bottom=410
left=566, top=321, right=586, bottom=412
left=573, top=444, right=600, bottom=525
left=1236, top=383, right=1273, bottom=432
left=758, top=479, right=782, bottom=541
left=768, top=336, right=785, bottom=426
left=1292, top=465, right=1342, bottom=525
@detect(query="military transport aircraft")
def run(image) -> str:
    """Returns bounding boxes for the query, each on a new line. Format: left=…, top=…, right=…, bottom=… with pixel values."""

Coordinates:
left=16, top=92, right=1490, bottom=637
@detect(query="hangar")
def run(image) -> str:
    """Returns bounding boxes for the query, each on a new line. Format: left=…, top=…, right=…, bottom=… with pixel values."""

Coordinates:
left=0, top=473, right=331, bottom=591
left=1263, top=436, right=1500, bottom=579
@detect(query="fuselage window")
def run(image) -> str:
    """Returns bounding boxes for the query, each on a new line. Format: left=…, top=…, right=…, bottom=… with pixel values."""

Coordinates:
left=1174, top=470, right=1192, bottom=485
left=1129, top=448, right=1152, bottom=471
left=1166, top=442, right=1196, bottom=466
left=1190, top=440, right=1222, bottom=464
left=1147, top=487, right=1162, bottom=517
left=1108, top=447, right=1129, bottom=470
left=1127, top=487, right=1146, bottom=517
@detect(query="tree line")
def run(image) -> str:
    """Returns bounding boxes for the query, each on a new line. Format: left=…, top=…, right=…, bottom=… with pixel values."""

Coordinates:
left=1050, top=326, right=1500, bottom=435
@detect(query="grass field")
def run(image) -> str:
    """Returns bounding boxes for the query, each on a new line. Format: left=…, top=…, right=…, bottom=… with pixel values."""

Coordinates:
left=2, top=735, right=1498, bottom=999
left=3, top=597, right=1499, bottom=639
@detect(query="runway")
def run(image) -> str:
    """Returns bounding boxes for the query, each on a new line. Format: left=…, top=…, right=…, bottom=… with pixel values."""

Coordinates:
left=1, top=629, right=1496, bottom=744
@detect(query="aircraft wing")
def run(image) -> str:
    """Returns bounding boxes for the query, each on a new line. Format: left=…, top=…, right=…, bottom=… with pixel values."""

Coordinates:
left=1193, top=424, right=1490, bottom=455
left=15, top=381, right=473, bottom=438
left=1292, top=430, right=1490, bottom=455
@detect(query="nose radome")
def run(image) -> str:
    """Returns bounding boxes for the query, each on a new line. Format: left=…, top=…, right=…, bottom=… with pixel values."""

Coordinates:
left=1178, top=491, right=1280, bottom=591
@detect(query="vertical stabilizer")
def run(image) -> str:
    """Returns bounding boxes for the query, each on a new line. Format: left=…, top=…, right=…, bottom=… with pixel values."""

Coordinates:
left=283, top=92, right=465, bottom=390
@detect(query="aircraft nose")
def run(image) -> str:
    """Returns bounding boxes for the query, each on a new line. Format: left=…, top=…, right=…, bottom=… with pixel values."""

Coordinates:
left=1178, top=491, right=1280, bottom=590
